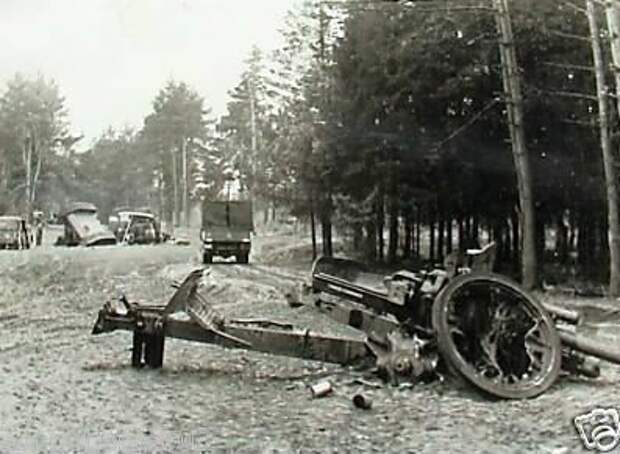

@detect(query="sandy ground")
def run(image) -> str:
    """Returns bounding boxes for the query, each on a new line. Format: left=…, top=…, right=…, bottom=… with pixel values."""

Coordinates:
left=1, top=227, right=620, bottom=453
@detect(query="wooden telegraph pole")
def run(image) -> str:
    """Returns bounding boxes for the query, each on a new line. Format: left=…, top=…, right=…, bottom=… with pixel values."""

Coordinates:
left=603, top=0, right=620, bottom=296
left=493, top=0, right=537, bottom=288
left=318, top=2, right=334, bottom=257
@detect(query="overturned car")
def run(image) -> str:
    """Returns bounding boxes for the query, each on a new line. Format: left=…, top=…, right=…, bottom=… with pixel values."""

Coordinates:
left=55, top=202, right=117, bottom=247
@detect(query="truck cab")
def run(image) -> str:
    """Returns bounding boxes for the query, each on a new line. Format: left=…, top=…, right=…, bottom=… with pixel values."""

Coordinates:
left=200, top=200, right=253, bottom=264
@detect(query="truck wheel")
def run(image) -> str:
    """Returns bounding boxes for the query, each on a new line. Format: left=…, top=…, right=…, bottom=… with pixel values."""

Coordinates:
left=237, top=252, right=249, bottom=264
left=203, top=252, right=213, bottom=264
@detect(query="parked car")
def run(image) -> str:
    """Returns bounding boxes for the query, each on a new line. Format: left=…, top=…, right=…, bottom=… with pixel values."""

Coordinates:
left=0, top=216, right=30, bottom=250
left=113, top=210, right=161, bottom=245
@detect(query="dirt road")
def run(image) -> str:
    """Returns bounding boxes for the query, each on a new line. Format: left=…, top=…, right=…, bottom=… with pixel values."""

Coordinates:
left=0, top=229, right=618, bottom=453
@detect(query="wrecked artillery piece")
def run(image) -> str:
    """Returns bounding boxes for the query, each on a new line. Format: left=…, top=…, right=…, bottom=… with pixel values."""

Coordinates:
left=91, top=242, right=620, bottom=400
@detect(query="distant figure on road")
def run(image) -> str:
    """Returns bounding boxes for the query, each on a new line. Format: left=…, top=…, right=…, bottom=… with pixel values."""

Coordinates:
left=33, top=211, right=45, bottom=246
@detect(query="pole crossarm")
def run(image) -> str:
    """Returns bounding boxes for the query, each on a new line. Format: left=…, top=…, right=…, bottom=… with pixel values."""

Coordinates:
left=542, top=61, right=595, bottom=72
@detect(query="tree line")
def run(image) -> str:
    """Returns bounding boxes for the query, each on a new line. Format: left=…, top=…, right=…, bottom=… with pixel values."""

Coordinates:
left=3, top=0, right=620, bottom=294
left=229, top=0, right=620, bottom=294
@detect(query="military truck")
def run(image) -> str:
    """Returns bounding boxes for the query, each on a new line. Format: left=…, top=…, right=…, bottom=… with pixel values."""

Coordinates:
left=200, top=200, right=253, bottom=264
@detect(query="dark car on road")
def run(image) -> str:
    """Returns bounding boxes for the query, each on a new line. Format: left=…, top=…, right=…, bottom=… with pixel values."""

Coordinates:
left=112, top=211, right=161, bottom=245
left=0, top=216, right=30, bottom=250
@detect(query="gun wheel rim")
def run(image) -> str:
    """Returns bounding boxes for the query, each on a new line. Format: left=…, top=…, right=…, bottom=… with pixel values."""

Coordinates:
left=432, top=272, right=561, bottom=399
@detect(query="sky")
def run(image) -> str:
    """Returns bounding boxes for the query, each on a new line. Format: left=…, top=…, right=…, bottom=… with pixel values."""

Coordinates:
left=0, top=0, right=299, bottom=149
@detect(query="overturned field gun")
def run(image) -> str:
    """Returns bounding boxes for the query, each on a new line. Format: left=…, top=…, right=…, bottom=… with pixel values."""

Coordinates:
left=91, top=242, right=620, bottom=400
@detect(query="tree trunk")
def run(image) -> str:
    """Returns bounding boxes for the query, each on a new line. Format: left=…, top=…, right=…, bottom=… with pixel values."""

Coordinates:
left=511, top=209, right=520, bottom=271
left=249, top=76, right=258, bottom=194
left=0, top=154, right=7, bottom=194
left=158, top=174, right=165, bottom=224
left=602, top=0, right=620, bottom=295
left=388, top=181, right=399, bottom=264
left=321, top=220, right=330, bottom=256
left=464, top=216, right=471, bottom=247
left=438, top=209, right=445, bottom=264
left=429, top=211, right=436, bottom=265
left=600, top=216, right=610, bottom=265
left=446, top=216, right=453, bottom=254
left=30, top=135, right=44, bottom=221
left=310, top=194, right=317, bottom=260
left=494, top=0, right=537, bottom=289
left=24, top=137, right=32, bottom=220
left=323, top=193, right=333, bottom=257
left=587, top=216, right=596, bottom=276
left=377, top=213, right=384, bottom=262
left=321, top=216, right=333, bottom=257
left=472, top=215, right=480, bottom=246
left=536, top=216, right=546, bottom=268
left=493, top=220, right=504, bottom=266
left=569, top=209, right=577, bottom=251
left=181, top=138, right=189, bottom=227
left=415, top=207, right=421, bottom=258
left=353, top=223, right=363, bottom=251
left=171, top=149, right=179, bottom=227
left=578, top=211, right=587, bottom=271
left=556, top=213, right=569, bottom=264
left=404, top=211, right=412, bottom=259
left=366, top=220, right=377, bottom=261
left=376, top=189, right=385, bottom=262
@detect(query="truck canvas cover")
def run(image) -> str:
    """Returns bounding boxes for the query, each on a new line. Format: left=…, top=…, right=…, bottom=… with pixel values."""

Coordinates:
left=202, top=201, right=253, bottom=240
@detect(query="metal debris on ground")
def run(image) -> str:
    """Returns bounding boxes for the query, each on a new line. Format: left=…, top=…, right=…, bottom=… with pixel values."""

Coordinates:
left=349, top=378, right=383, bottom=389
left=352, top=393, right=372, bottom=410
left=310, top=380, right=333, bottom=398
left=91, top=241, right=620, bottom=400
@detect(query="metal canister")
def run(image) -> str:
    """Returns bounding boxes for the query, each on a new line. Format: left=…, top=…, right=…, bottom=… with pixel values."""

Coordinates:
left=352, top=393, right=372, bottom=410
left=310, top=380, right=333, bottom=398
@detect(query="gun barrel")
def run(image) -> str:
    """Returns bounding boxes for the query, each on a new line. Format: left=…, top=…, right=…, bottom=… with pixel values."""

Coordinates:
left=558, top=327, right=620, bottom=365
left=543, top=303, right=581, bottom=324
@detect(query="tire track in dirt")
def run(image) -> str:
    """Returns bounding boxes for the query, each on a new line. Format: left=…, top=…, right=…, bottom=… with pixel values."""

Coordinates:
left=208, top=262, right=304, bottom=294
left=4, top=238, right=610, bottom=452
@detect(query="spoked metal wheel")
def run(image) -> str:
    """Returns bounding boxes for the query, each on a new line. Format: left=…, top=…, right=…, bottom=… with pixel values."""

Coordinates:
left=432, top=272, right=561, bottom=399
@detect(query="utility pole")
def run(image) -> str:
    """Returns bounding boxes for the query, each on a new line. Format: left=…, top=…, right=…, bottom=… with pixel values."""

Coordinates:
left=317, top=2, right=333, bottom=257
left=603, top=0, right=620, bottom=295
left=493, top=0, right=537, bottom=289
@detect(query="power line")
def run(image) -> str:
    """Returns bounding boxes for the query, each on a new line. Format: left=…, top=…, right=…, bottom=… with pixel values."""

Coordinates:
left=432, top=98, right=500, bottom=152
left=318, top=0, right=493, bottom=13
